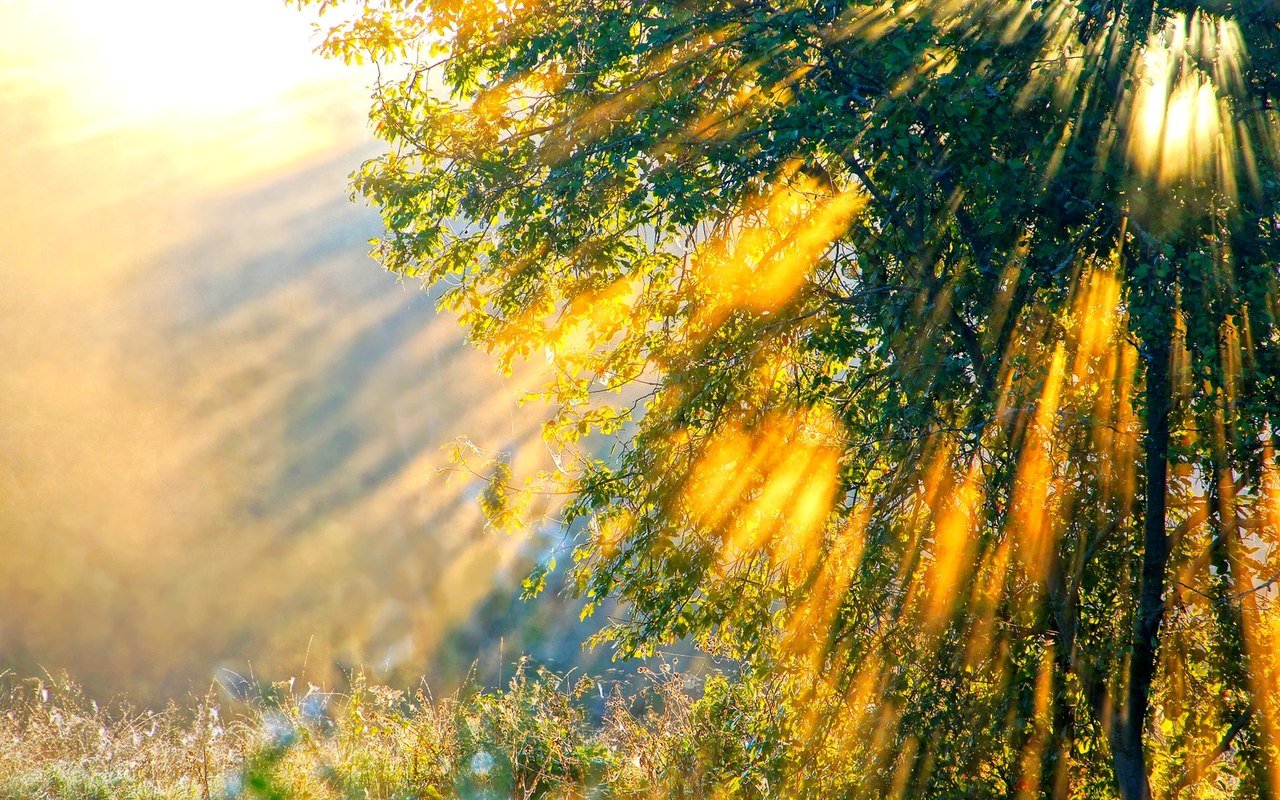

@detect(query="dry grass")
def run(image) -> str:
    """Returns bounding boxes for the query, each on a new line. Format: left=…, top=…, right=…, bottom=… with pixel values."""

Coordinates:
left=0, top=665, right=782, bottom=800
left=0, top=675, right=242, bottom=799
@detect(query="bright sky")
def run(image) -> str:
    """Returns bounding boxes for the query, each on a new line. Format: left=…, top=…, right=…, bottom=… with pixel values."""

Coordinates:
left=1, top=0, right=353, bottom=123
left=0, top=0, right=377, bottom=199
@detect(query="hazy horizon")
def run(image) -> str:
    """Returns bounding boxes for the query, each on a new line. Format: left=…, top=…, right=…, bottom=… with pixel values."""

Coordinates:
left=0, top=0, right=572, bottom=705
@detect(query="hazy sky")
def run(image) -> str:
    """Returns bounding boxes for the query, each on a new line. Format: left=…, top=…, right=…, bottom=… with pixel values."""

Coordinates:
left=0, top=0, right=556, bottom=703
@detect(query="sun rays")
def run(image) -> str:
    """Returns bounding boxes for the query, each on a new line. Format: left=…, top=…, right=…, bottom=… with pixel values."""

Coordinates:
left=1121, top=11, right=1250, bottom=195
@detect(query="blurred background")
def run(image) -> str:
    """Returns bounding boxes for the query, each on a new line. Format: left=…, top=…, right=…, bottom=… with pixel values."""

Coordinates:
left=0, top=0, right=606, bottom=705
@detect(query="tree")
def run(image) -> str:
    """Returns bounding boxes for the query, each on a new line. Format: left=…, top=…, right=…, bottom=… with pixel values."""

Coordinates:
left=301, top=1, right=1280, bottom=796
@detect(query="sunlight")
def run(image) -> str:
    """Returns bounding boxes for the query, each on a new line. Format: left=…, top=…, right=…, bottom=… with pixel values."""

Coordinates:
left=1123, top=11, right=1246, bottom=192
left=694, top=169, right=866, bottom=327
left=31, top=0, right=351, bottom=122
left=921, top=461, right=985, bottom=632
left=677, top=407, right=844, bottom=579
left=781, top=505, right=867, bottom=667
left=0, top=1, right=377, bottom=222
left=1010, top=343, right=1067, bottom=581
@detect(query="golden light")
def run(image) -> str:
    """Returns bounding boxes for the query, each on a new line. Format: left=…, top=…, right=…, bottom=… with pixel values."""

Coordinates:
left=692, top=168, right=866, bottom=328
left=9, top=0, right=352, bottom=123
left=675, top=407, right=844, bottom=580
left=921, top=461, right=985, bottom=632
left=0, top=1, right=380, bottom=210
left=1122, top=11, right=1247, bottom=191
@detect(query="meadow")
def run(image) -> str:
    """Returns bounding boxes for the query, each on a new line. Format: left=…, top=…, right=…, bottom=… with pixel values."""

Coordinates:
left=0, top=666, right=777, bottom=800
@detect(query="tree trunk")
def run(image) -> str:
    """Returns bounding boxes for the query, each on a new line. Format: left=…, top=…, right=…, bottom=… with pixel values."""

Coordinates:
left=1111, top=327, right=1171, bottom=800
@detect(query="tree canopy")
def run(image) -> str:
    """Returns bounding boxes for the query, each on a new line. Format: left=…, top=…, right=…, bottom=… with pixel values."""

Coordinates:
left=301, top=1, right=1280, bottom=797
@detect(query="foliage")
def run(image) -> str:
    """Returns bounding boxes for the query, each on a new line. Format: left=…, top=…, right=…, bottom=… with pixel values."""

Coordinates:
left=295, top=0, right=1280, bottom=797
